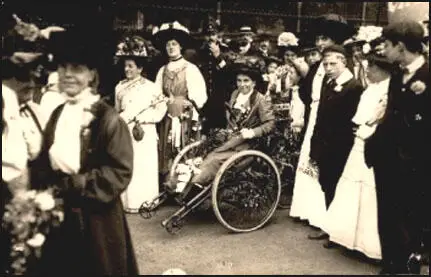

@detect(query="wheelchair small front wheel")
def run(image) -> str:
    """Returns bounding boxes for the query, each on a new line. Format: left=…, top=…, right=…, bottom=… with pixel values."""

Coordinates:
left=212, top=150, right=281, bottom=233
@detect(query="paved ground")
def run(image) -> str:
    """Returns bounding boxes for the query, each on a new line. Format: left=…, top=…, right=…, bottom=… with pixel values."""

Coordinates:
left=127, top=205, right=385, bottom=275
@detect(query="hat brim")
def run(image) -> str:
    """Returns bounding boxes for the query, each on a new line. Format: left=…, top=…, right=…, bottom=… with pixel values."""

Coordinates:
left=227, top=64, right=264, bottom=90
left=344, top=39, right=367, bottom=48
left=153, top=29, right=194, bottom=50
left=48, top=29, right=107, bottom=69
left=115, top=55, right=149, bottom=67
left=366, top=52, right=396, bottom=72
left=301, top=46, right=319, bottom=54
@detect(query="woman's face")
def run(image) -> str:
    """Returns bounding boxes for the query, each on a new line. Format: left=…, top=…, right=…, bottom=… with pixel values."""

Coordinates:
left=236, top=74, right=256, bottom=94
left=283, top=50, right=297, bottom=64
left=305, top=50, right=322, bottom=65
left=285, top=64, right=300, bottom=87
left=124, top=59, right=142, bottom=80
left=315, top=35, right=335, bottom=53
left=267, top=62, right=278, bottom=74
left=58, top=63, right=95, bottom=97
left=366, top=63, right=387, bottom=84
left=166, top=39, right=182, bottom=58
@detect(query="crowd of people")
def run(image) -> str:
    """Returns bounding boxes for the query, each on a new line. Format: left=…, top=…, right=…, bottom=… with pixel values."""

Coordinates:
left=1, top=9, right=429, bottom=275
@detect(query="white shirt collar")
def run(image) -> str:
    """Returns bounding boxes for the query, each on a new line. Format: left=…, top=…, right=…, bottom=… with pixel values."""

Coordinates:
left=333, top=69, right=354, bottom=86
left=234, top=89, right=254, bottom=109
left=404, top=55, right=425, bottom=74
left=64, top=87, right=99, bottom=106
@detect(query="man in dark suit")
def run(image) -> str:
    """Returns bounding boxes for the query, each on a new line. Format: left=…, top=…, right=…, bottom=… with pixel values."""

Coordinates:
left=309, top=45, right=363, bottom=246
left=197, top=24, right=232, bottom=134
left=365, top=20, right=430, bottom=274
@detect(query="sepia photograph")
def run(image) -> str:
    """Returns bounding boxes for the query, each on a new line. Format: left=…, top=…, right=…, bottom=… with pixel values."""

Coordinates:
left=1, top=0, right=429, bottom=275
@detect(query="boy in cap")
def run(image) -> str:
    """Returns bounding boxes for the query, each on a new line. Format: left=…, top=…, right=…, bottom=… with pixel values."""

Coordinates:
left=309, top=45, right=363, bottom=247
left=365, top=20, right=430, bottom=274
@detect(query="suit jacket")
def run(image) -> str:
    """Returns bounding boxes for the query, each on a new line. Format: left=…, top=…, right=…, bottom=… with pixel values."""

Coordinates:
left=214, top=89, right=275, bottom=152
left=310, top=70, right=363, bottom=165
left=365, top=61, right=430, bottom=167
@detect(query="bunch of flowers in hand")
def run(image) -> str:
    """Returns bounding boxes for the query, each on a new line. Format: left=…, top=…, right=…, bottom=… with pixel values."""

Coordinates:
left=2, top=189, right=64, bottom=275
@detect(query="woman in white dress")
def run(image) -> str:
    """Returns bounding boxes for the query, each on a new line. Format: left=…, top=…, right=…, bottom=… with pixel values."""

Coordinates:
left=115, top=55, right=167, bottom=213
left=323, top=51, right=394, bottom=259
left=289, top=61, right=327, bottom=230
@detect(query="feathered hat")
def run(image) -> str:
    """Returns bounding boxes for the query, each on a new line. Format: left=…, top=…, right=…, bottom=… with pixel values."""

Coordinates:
left=152, top=21, right=194, bottom=51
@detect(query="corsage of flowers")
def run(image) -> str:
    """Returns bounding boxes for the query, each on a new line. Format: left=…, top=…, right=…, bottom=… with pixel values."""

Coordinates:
left=2, top=189, right=64, bottom=275
left=334, top=84, right=343, bottom=92
left=410, top=80, right=426, bottom=95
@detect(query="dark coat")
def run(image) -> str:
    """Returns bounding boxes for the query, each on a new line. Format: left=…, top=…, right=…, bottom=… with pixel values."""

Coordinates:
left=365, top=62, right=431, bottom=168
left=0, top=180, right=12, bottom=274
left=29, top=100, right=138, bottom=275
left=298, top=62, right=320, bottom=128
left=309, top=72, right=363, bottom=167
left=197, top=43, right=233, bottom=133
left=364, top=59, right=430, bottom=269
left=190, top=89, right=275, bottom=185
left=219, top=89, right=276, bottom=152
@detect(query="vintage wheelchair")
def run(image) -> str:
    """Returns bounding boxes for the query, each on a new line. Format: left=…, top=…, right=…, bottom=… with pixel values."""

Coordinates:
left=139, top=91, right=300, bottom=235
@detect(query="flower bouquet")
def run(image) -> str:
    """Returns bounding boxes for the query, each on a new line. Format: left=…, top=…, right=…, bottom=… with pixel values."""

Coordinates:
left=2, top=189, right=64, bottom=275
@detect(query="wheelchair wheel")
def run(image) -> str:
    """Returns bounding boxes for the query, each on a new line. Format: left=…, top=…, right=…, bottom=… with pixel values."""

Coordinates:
left=212, top=150, right=281, bottom=233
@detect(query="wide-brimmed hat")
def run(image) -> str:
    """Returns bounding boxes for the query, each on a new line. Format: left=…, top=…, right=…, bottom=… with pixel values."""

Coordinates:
left=48, top=24, right=113, bottom=71
left=227, top=55, right=265, bottom=87
left=152, top=21, right=193, bottom=51
left=344, top=38, right=367, bottom=49
left=299, top=40, right=319, bottom=55
left=1, top=52, right=48, bottom=82
left=313, top=13, right=355, bottom=44
left=115, top=55, right=148, bottom=68
left=264, top=55, right=282, bottom=66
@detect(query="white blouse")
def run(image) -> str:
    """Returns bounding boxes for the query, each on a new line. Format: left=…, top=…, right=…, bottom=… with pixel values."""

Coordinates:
left=155, top=58, right=207, bottom=114
left=115, top=76, right=167, bottom=125
left=49, top=88, right=100, bottom=174
left=2, top=85, right=28, bottom=183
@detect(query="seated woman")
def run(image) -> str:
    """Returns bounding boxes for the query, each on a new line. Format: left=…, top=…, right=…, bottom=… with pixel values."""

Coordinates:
left=168, top=58, right=275, bottom=201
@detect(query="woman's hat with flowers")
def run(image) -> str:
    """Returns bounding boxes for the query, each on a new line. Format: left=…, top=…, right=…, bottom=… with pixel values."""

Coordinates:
left=277, top=32, right=299, bottom=51
left=152, top=21, right=194, bottom=51
left=344, top=25, right=383, bottom=55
